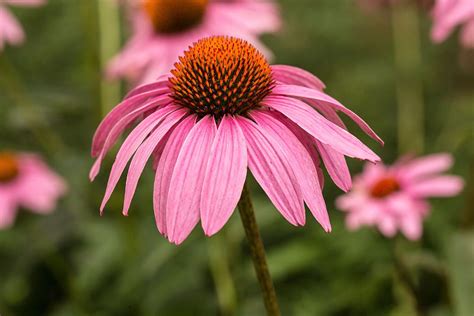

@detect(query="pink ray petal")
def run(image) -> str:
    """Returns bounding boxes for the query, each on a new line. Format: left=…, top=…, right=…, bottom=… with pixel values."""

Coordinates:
left=236, top=116, right=305, bottom=226
left=124, top=78, right=169, bottom=100
left=271, top=65, right=326, bottom=90
left=166, top=116, right=217, bottom=245
left=399, top=153, right=454, bottom=181
left=271, top=84, right=383, bottom=145
left=154, top=115, right=196, bottom=236
left=0, top=7, right=24, bottom=47
left=251, top=111, right=331, bottom=231
left=91, top=88, right=170, bottom=157
left=122, top=110, right=187, bottom=215
left=406, top=175, right=464, bottom=198
left=264, top=95, right=380, bottom=162
left=0, top=193, right=17, bottom=229
left=99, top=106, right=179, bottom=213
left=90, top=95, right=172, bottom=180
left=200, top=116, right=248, bottom=236
left=315, top=141, right=352, bottom=192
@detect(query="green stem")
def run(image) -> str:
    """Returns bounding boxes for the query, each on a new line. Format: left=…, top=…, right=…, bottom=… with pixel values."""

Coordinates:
left=391, top=1, right=425, bottom=154
left=97, top=0, right=122, bottom=117
left=208, top=235, right=238, bottom=316
left=237, top=182, right=280, bottom=316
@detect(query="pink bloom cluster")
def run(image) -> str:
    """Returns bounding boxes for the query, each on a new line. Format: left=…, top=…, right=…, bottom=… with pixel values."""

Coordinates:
left=431, top=0, right=474, bottom=48
left=107, top=0, right=281, bottom=84
left=337, top=154, right=464, bottom=240
left=0, top=0, right=45, bottom=51
left=0, top=152, right=67, bottom=229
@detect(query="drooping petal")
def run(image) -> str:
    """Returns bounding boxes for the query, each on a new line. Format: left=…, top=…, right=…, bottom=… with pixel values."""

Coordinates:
left=271, top=84, right=383, bottom=145
left=200, top=116, right=248, bottom=236
left=264, top=95, right=380, bottom=162
left=406, top=175, right=464, bottom=198
left=90, top=95, right=172, bottom=180
left=251, top=111, right=330, bottom=231
left=154, top=116, right=196, bottom=236
left=236, top=116, right=305, bottom=226
left=122, top=110, right=187, bottom=215
left=271, top=65, right=326, bottom=90
left=0, top=7, right=24, bottom=48
left=166, top=116, right=217, bottom=245
left=316, top=141, right=352, bottom=192
left=0, top=193, right=17, bottom=229
left=91, top=88, right=170, bottom=157
left=99, top=106, right=179, bottom=213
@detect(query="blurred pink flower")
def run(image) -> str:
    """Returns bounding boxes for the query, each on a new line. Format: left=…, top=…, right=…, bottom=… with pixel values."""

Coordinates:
left=91, top=36, right=382, bottom=245
left=0, top=152, right=67, bottom=229
left=107, top=0, right=281, bottom=84
left=0, top=0, right=45, bottom=51
left=431, top=0, right=474, bottom=48
left=337, top=153, right=464, bottom=240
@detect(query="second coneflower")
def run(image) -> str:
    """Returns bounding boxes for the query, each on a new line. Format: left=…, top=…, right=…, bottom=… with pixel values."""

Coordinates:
left=91, top=36, right=383, bottom=245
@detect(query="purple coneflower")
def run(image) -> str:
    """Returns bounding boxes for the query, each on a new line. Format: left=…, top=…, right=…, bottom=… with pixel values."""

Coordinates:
left=0, top=151, right=67, bottom=228
left=431, top=0, right=474, bottom=48
left=91, top=36, right=382, bottom=245
left=337, top=153, right=464, bottom=240
left=107, top=0, right=280, bottom=84
left=0, top=0, right=45, bottom=51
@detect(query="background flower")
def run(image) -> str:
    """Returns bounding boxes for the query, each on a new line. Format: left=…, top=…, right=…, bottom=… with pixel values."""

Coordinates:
left=431, top=0, right=474, bottom=48
left=337, top=154, right=464, bottom=240
left=0, top=0, right=45, bottom=51
left=107, top=0, right=281, bottom=84
left=0, top=152, right=67, bottom=228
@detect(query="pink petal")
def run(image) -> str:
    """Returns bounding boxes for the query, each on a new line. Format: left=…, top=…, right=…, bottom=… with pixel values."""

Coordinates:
left=166, top=116, right=217, bottom=245
left=316, top=141, right=352, bottom=192
left=236, top=116, right=305, bottom=226
left=200, top=116, right=248, bottom=236
left=264, top=95, right=380, bottom=162
left=99, top=106, right=179, bottom=213
left=400, top=213, right=423, bottom=240
left=122, top=110, right=187, bottom=215
left=251, top=111, right=331, bottom=231
left=399, top=153, right=454, bottom=181
left=153, top=116, right=196, bottom=236
left=89, top=95, right=172, bottom=180
left=271, top=84, right=383, bottom=145
left=406, top=176, right=464, bottom=198
left=0, top=193, right=17, bottom=229
left=0, top=7, right=24, bottom=48
left=91, top=88, right=170, bottom=157
left=271, top=65, right=326, bottom=90
left=123, top=78, right=169, bottom=100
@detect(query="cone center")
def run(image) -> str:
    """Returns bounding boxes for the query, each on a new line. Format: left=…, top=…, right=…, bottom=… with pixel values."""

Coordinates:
left=142, top=0, right=209, bottom=34
left=370, top=177, right=400, bottom=198
left=0, top=152, right=19, bottom=183
left=169, top=36, right=274, bottom=118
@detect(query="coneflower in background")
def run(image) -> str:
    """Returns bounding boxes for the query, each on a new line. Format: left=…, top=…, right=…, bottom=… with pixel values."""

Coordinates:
left=337, top=154, right=464, bottom=240
left=0, top=152, right=67, bottom=228
left=106, top=0, right=281, bottom=84
left=0, top=0, right=45, bottom=51
left=431, top=0, right=474, bottom=48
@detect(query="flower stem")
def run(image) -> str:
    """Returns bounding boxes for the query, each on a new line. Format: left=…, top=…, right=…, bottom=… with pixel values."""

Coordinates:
left=237, top=182, right=281, bottom=316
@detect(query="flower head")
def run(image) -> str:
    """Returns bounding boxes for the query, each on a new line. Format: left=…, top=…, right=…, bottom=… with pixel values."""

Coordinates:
left=431, top=0, right=474, bottom=48
left=92, top=36, right=382, bottom=245
left=107, top=0, right=281, bottom=84
left=0, top=0, right=45, bottom=51
left=0, top=151, right=67, bottom=229
left=336, top=154, right=464, bottom=240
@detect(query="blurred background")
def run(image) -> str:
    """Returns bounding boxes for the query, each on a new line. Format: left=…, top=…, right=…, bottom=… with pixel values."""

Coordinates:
left=0, top=0, right=472, bottom=315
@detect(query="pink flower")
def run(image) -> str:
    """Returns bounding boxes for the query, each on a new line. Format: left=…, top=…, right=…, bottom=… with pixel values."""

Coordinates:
left=0, top=151, right=67, bottom=229
left=431, top=0, right=474, bottom=48
left=336, top=154, right=464, bottom=240
left=91, top=36, right=382, bottom=245
left=0, top=0, right=45, bottom=51
left=107, top=0, right=281, bottom=84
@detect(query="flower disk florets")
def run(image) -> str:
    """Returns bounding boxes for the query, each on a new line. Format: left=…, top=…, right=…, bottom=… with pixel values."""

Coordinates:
left=169, top=36, right=274, bottom=119
left=0, top=152, right=19, bottom=183
left=143, top=0, right=209, bottom=34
